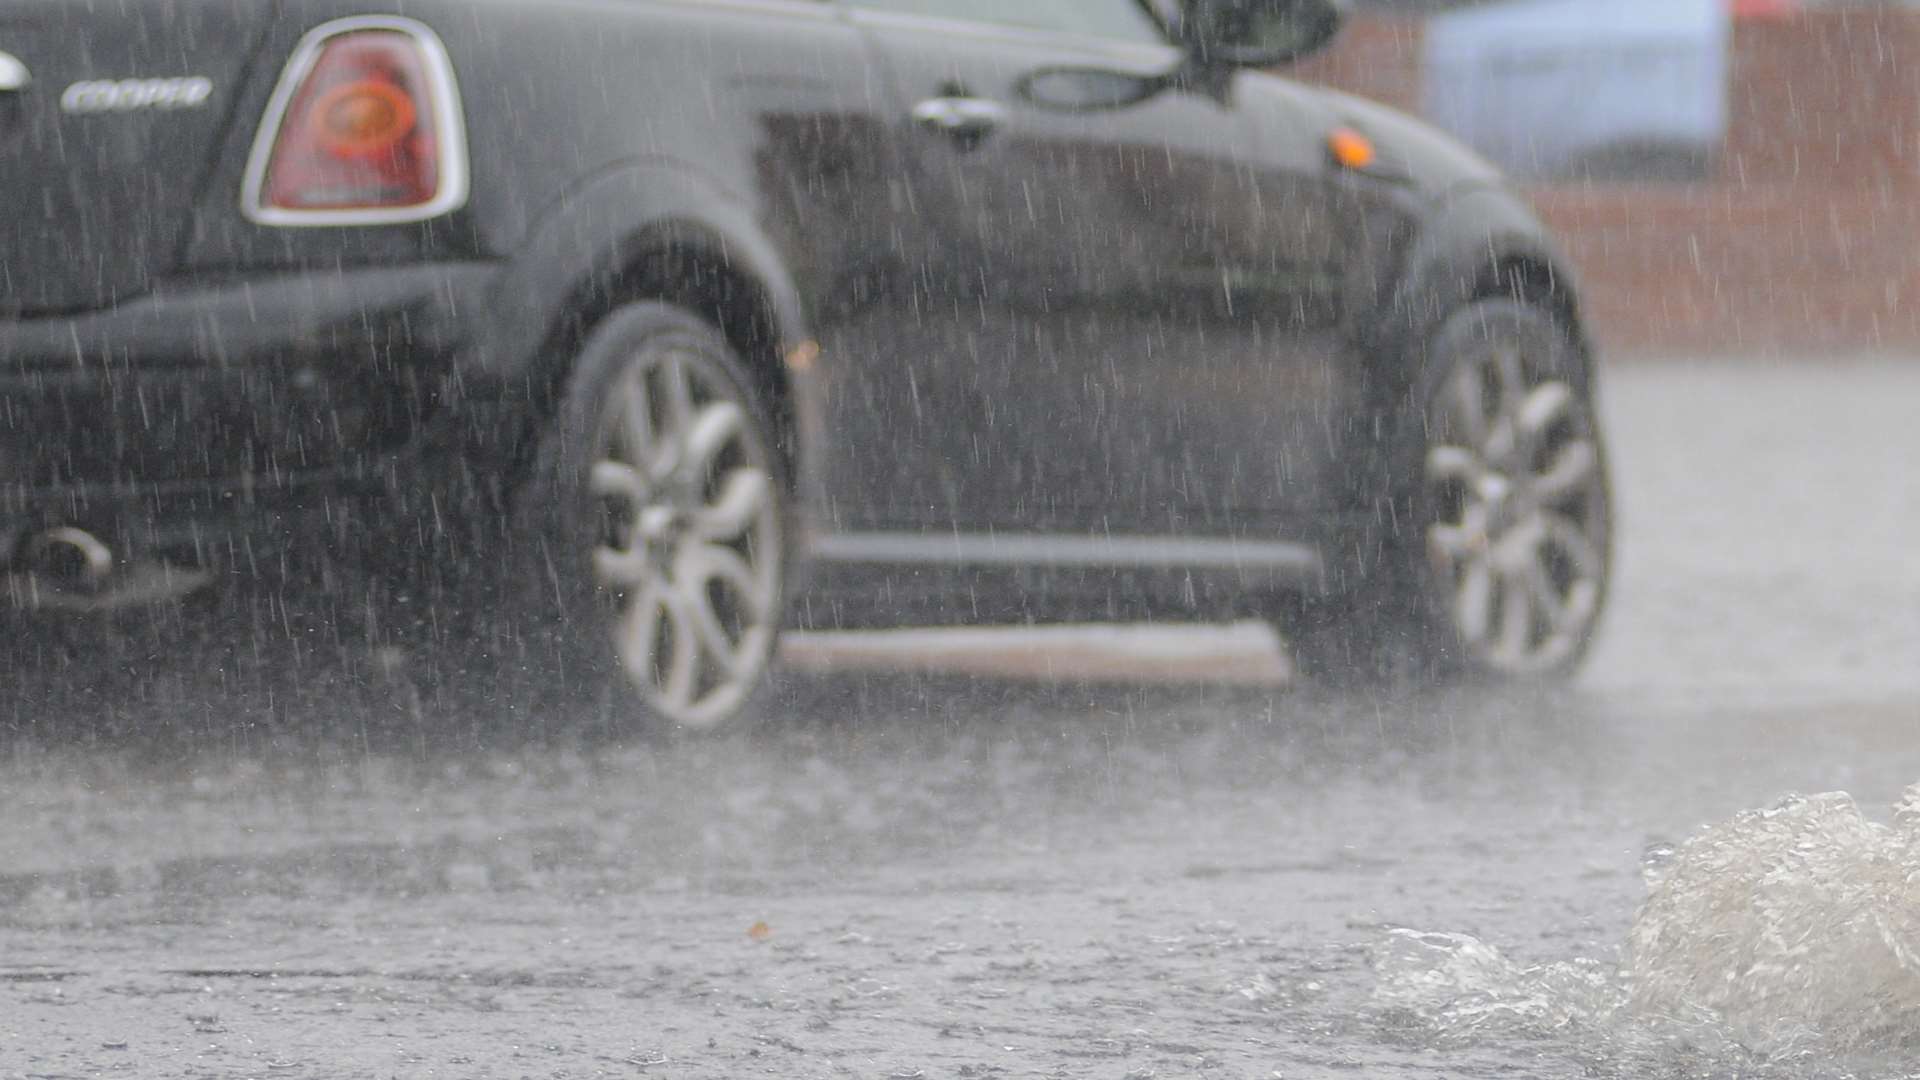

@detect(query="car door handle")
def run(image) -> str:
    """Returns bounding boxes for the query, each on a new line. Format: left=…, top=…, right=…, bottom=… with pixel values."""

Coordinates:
left=911, top=96, right=1006, bottom=141
left=0, top=51, right=31, bottom=93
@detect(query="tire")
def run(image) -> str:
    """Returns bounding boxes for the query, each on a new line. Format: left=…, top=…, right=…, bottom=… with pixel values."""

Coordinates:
left=509, top=301, right=789, bottom=734
left=1285, top=299, right=1614, bottom=686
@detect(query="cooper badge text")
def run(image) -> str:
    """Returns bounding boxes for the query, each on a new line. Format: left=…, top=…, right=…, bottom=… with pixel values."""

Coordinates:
left=61, top=77, right=214, bottom=114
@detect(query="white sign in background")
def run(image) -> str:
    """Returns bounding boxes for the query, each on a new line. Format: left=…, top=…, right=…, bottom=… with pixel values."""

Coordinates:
left=1423, top=0, right=1731, bottom=180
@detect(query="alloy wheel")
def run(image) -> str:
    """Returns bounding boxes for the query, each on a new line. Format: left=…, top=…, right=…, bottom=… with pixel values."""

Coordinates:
left=585, top=347, right=782, bottom=729
left=1423, top=342, right=1608, bottom=674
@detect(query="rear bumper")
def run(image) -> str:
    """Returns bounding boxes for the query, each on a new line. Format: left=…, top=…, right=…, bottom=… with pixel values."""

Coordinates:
left=0, top=262, right=498, bottom=555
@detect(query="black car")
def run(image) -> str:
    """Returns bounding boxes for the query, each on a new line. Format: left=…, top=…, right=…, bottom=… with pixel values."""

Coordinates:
left=0, top=0, right=1612, bottom=730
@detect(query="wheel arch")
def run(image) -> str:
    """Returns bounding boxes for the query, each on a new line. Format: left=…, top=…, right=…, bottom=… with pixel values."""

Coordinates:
left=463, top=163, right=814, bottom=490
left=531, top=225, right=804, bottom=489
left=1373, top=186, right=1596, bottom=399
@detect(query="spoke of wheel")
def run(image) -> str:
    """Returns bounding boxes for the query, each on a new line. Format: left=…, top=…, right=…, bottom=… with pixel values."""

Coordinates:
left=674, top=575, right=746, bottom=678
left=614, top=584, right=693, bottom=711
left=1494, top=569, right=1534, bottom=661
left=655, top=588, right=703, bottom=711
left=593, top=544, right=653, bottom=589
left=1490, top=345, right=1528, bottom=418
left=614, top=371, right=660, bottom=473
left=1542, top=510, right=1604, bottom=569
left=693, top=468, right=772, bottom=542
left=589, top=460, right=649, bottom=505
left=681, top=402, right=745, bottom=481
left=1449, top=367, right=1489, bottom=445
left=1517, top=382, right=1572, bottom=440
left=657, top=354, right=697, bottom=435
left=1528, top=512, right=1606, bottom=645
left=613, top=585, right=659, bottom=675
left=1522, top=554, right=1574, bottom=634
left=679, top=540, right=775, bottom=623
left=1562, top=578, right=1602, bottom=633
left=1427, top=444, right=1481, bottom=484
left=1456, top=557, right=1495, bottom=644
left=1532, top=439, right=1599, bottom=505
left=655, top=539, right=778, bottom=697
left=1430, top=500, right=1489, bottom=563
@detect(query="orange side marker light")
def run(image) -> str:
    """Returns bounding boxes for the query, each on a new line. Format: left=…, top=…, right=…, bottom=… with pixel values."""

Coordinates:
left=1328, top=127, right=1377, bottom=171
left=784, top=340, right=821, bottom=374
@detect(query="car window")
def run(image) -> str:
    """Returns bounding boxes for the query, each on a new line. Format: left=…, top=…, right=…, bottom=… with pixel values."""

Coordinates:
left=843, top=0, right=1169, bottom=46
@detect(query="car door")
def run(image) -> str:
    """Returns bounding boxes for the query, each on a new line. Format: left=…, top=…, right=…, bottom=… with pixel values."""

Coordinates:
left=822, top=0, right=1361, bottom=548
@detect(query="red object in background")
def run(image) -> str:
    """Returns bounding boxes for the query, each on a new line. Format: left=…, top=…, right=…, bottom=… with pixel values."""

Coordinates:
left=261, top=31, right=442, bottom=212
left=1729, top=0, right=1799, bottom=19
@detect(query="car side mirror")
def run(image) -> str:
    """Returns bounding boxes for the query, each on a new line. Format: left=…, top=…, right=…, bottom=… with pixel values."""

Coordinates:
left=1178, top=0, right=1345, bottom=68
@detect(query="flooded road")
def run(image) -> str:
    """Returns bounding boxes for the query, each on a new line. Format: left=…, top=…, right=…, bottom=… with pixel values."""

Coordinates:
left=4, top=361, right=1918, bottom=1079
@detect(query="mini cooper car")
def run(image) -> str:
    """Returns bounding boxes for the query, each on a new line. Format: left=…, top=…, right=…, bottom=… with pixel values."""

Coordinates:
left=0, top=0, right=1613, bottom=730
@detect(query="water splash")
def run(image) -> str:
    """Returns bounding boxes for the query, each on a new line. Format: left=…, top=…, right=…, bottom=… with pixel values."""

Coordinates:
left=1372, top=929, right=1621, bottom=1040
left=1374, top=783, right=1920, bottom=1061
left=1627, top=784, right=1920, bottom=1056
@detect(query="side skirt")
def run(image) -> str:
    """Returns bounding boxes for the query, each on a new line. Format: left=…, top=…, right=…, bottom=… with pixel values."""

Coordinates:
left=793, top=531, right=1326, bottom=630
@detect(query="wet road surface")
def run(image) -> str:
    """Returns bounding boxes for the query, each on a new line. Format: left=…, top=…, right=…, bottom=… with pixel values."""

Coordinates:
left=3, top=361, right=1918, bottom=1079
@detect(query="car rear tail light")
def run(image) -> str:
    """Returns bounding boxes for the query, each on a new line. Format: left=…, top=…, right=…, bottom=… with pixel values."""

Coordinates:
left=243, top=17, right=468, bottom=226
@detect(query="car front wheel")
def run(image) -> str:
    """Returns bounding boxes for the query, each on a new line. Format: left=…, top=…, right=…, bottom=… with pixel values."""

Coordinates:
left=1287, top=298, right=1614, bottom=685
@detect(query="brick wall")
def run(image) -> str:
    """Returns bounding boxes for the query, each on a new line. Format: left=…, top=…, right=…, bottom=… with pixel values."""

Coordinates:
left=1721, top=8, right=1920, bottom=193
left=1289, top=15, right=1425, bottom=115
left=1296, top=9, right=1920, bottom=355
left=1528, top=186, right=1920, bottom=354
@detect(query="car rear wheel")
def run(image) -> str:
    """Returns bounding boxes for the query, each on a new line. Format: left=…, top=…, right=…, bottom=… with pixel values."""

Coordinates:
left=1286, top=299, right=1613, bottom=685
left=515, top=302, right=787, bottom=733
